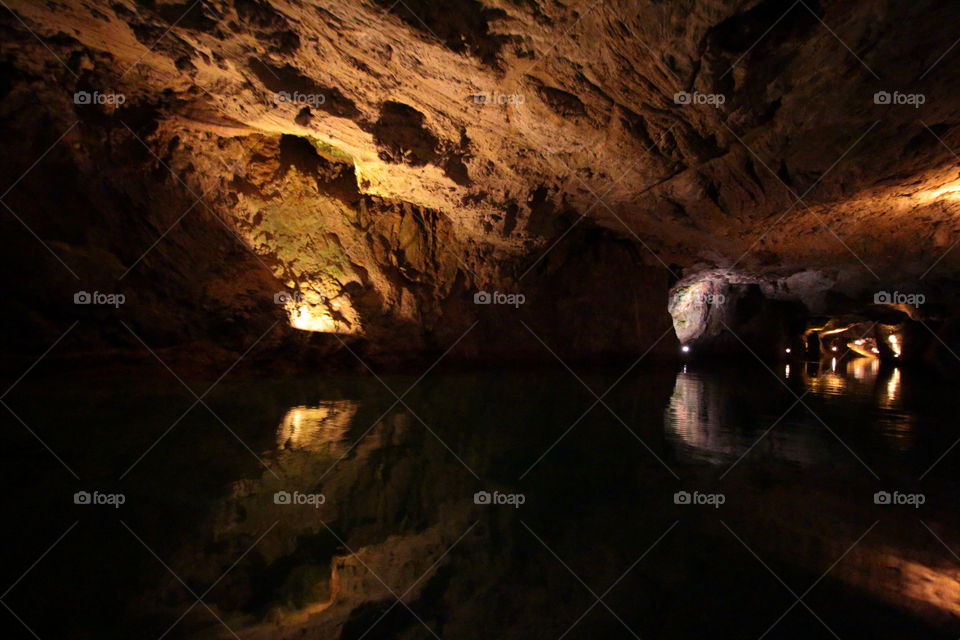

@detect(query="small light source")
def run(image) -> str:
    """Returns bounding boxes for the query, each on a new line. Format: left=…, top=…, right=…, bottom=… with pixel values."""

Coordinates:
left=831, top=346, right=838, bottom=352
left=831, top=357, right=837, bottom=371
left=785, top=348, right=792, bottom=354
left=871, top=347, right=880, bottom=354
left=855, top=339, right=864, bottom=346
left=887, top=334, right=902, bottom=357
left=681, top=345, right=690, bottom=353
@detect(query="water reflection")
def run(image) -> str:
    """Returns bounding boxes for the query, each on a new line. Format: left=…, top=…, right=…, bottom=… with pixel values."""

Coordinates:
left=276, top=401, right=358, bottom=452
left=803, top=356, right=914, bottom=449
left=666, top=357, right=917, bottom=467
left=665, top=370, right=730, bottom=464
left=802, top=357, right=849, bottom=396
left=6, top=369, right=960, bottom=639
left=877, top=367, right=916, bottom=450
left=802, top=356, right=881, bottom=397
left=665, top=368, right=827, bottom=466
left=880, top=366, right=902, bottom=410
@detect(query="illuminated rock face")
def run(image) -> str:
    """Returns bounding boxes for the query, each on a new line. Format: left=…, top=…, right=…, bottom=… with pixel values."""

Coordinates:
left=0, top=99, right=678, bottom=366
left=6, top=0, right=960, bottom=271
left=3, top=0, right=960, bottom=364
left=668, top=270, right=802, bottom=357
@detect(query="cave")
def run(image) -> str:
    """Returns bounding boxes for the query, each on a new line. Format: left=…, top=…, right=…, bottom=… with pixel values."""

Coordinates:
left=3, top=1, right=960, bottom=638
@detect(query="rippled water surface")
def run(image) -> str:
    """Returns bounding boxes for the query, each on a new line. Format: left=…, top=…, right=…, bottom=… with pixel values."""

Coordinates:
left=3, top=357, right=960, bottom=639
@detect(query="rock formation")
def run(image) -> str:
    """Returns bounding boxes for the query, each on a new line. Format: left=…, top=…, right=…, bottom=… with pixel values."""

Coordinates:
left=2, top=0, right=960, bottom=367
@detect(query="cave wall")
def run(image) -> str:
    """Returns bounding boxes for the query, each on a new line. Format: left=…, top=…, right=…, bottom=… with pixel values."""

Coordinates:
left=4, top=0, right=960, bottom=368
left=0, top=72, right=677, bottom=370
left=5, top=0, right=960, bottom=278
left=669, top=270, right=802, bottom=357
left=0, top=78, right=286, bottom=366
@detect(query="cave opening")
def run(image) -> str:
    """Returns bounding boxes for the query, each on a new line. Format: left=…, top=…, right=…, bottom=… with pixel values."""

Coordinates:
left=3, top=2, right=960, bottom=639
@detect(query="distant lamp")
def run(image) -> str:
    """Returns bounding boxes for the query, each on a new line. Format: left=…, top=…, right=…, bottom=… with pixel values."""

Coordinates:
left=831, top=346, right=838, bottom=352
left=887, top=334, right=902, bottom=357
left=681, top=345, right=690, bottom=353
left=785, top=348, right=791, bottom=354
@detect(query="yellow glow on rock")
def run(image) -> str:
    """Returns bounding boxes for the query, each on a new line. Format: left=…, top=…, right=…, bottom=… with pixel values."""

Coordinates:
left=289, top=304, right=339, bottom=332
left=926, top=185, right=960, bottom=201
left=281, top=289, right=361, bottom=334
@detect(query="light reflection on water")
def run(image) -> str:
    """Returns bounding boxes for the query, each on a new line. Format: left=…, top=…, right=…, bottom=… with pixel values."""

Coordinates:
left=8, top=367, right=960, bottom=639
left=661, top=359, right=960, bottom=629
left=276, top=401, right=357, bottom=452
left=665, top=356, right=914, bottom=466
left=665, top=367, right=828, bottom=466
left=802, top=355, right=882, bottom=397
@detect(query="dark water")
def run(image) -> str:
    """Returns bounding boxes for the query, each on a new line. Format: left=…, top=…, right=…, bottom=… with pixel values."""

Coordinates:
left=3, top=356, right=960, bottom=639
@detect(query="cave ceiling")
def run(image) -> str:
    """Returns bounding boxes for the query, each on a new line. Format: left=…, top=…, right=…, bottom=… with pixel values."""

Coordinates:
left=3, top=0, right=960, bottom=282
